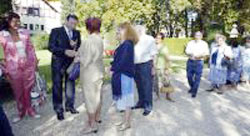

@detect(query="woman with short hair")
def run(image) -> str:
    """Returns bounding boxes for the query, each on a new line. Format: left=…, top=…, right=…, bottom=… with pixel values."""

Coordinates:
left=207, top=34, right=233, bottom=94
left=77, top=17, right=104, bottom=134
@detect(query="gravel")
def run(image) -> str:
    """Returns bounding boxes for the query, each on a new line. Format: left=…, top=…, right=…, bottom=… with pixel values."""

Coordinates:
left=3, top=70, right=250, bottom=136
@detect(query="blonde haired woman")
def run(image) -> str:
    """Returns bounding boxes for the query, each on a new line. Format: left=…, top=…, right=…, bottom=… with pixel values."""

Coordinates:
left=111, top=22, right=139, bottom=131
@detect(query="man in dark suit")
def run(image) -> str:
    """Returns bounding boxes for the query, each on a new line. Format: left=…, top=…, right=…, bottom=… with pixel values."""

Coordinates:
left=49, top=14, right=81, bottom=120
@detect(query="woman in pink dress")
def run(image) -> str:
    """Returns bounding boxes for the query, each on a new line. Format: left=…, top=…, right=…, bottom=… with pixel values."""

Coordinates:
left=0, top=12, right=40, bottom=123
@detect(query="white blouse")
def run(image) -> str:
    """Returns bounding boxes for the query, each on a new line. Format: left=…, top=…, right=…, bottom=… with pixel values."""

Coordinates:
left=15, top=41, right=26, bottom=57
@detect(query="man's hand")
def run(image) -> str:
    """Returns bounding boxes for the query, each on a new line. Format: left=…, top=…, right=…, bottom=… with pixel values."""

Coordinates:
left=70, top=40, right=78, bottom=47
left=65, top=50, right=76, bottom=57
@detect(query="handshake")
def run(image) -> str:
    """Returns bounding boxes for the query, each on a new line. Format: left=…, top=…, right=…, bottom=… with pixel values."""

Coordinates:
left=65, top=50, right=77, bottom=58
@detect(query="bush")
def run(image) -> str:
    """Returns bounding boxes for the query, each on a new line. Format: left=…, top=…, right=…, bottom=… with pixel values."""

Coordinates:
left=31, top=33, right=49, bottom=50
left=163, top=38, right=192, bottom=56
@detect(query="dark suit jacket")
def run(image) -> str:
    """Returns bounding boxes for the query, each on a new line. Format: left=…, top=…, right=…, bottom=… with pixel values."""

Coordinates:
left=48, top=26, right=81, bottom=71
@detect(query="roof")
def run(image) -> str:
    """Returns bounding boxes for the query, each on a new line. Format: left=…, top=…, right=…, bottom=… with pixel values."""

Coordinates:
left=42, top=0, right=59, bottom=13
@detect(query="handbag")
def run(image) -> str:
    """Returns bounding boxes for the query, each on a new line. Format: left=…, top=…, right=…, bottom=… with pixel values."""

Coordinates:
left=31, top=72, right=47, bottom=108
left=68, top=62, right=80, bottom=81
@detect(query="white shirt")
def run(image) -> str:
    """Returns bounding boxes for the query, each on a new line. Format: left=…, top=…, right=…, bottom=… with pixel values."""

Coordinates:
left=64, top=26, right=73, bottom=39
left=15, top=41, right=26, bottom=57
left=0, top=68, right=2, bottom=77
left=134, top=34, right=158, bottom=64
left=185, top=40, right=209, bottom=60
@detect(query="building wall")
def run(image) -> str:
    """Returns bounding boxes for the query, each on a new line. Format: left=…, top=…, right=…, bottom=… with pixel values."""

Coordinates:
left=13, top=0, right=62, bottom=34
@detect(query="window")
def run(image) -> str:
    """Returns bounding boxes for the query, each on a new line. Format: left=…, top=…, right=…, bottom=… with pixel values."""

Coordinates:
left=29, top=24, right=34, bottom=30
left=41, top=25, right=44, bottom=31
left=23, top=24, right=28, bottom=29
left=21, top=7, right=28, bottom=15
left=35, top=24, right=39, bottom=30
left=27, top=8, right=40, bottom=16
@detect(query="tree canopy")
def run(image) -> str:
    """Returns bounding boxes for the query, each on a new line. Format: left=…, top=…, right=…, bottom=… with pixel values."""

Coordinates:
left=60, top=0, right=250, bottom=37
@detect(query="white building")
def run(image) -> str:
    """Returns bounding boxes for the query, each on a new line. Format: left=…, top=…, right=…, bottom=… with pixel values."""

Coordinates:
left=12, top=0, right=62, bottom=34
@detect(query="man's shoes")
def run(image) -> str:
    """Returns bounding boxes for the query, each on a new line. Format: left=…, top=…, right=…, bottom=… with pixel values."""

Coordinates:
left=191, top=94, right=196, bottom=98
left=57, top=113, right=65, bottom=121
left=206, top=88, right=214, bottom=92
left=188, top=90, right=192, bottom=93
left=66, top=108, right=79, bottom=114
left=143, top=110, right=151, bottom=116
left=131, top=105, right=143, bottom=110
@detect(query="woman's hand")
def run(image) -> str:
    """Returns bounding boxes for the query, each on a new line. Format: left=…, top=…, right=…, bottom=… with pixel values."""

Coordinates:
left=74, top=56, right=80, bottom=63
left=152, top=67, right=156, bottom=76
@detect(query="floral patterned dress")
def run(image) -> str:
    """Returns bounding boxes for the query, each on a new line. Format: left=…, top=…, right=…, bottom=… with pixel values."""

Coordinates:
left=0, top=29, right=37, bottom=117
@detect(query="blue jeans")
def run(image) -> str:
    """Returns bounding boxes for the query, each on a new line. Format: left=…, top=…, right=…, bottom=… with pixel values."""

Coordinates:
left=0, top=105, right=14, bottom=136
left=186, top=59, right=204, bottom=96
left=52, top=57, right=75, bottom=113
left=135, top=61, right=153, bottom=111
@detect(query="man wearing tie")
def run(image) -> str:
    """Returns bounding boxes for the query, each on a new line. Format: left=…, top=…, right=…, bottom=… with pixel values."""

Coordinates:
left=49, top=14, right=81, bottom=120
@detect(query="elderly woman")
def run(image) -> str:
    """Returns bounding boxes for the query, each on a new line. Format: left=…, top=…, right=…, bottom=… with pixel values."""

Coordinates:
left=0, top=12, right=40, bottom=123
left=227, top=38, right=243, bottom=89
left=111, top=22, right=139, bottom=131
left=207, top=34, right=233, bottom=94
left=242, top=36, right=250, bottom=85
left=154, top=33, right=174, bottom=101
left=76, top=18, right=104, bottom=134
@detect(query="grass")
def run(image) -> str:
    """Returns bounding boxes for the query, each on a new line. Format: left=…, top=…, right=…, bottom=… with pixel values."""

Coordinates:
left=36, top=50, right=113, bottom=92
left=36, top=50, right=52, bottom=91
left=164, top=38, right=191, bottom=56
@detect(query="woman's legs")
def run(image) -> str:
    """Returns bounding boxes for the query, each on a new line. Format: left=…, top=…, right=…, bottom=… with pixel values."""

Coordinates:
left=118, top=107, right=132, bottom=131
left=23, top=69, right=39, bottom=117
left=166, top=93, right=174, bottom=102
left=95, top=102, right=102, bottom=122
left=9, top=76, right=26, bottom=119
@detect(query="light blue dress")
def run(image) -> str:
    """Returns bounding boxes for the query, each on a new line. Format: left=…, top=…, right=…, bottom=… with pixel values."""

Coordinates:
left=208, top=44, right=232, bottom=86
left=116, top=74, right=135, bottom=111
left=242, top=47, right=250, bottom=80
left=227, top=46, right=243, bottom=83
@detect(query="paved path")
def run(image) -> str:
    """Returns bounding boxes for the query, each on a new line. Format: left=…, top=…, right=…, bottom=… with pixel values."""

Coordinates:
left=3, top=70, right=250, bottom=136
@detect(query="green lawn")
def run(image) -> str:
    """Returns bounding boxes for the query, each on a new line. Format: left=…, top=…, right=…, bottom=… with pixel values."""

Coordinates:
left=164, top=38, right=191, bottom=56
left=36, top=50, right=113, bottom=92
left=36, top=50, right=52, bottom=91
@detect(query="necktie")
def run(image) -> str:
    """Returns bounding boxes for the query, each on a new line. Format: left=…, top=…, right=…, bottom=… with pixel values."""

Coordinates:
left=68, top=30, right=73, bottom=40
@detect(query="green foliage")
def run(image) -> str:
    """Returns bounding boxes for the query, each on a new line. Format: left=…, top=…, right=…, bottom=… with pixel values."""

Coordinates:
left=75, top=0, right=155, bottom=34
left=0, top=0, right=12, bottom=15
left=164, top=38, right=191, bottom=56
left=31, top=33, right=49, bottom=50
left=61, top=0, right=76, bottom=22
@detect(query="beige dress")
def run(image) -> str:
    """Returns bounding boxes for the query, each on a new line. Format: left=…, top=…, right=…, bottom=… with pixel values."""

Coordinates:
left=78, top=34, right=104, bottom=114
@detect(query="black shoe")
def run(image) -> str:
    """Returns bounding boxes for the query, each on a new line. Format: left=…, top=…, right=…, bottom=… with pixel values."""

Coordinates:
left=66, top=108, right=79, bottom=114
left=96, top=120, right=102, bottom=124
left=188, top=90, right=192, bottom=93
left=206, top=88, right=214, bottom=92
left=191, top=94, right=196, bottom=98
left=132, top=105, right=143, bottom=110
left=143, top=110, right=151, bottom=116
left=57, top=113, right=64, bottom=121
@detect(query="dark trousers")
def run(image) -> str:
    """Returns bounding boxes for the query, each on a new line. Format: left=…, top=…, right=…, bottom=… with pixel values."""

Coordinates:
left=135, top=60, right=153, bottom=111
left=0, top=105, right=14, bottom=136
left=52, top=57, right=75, bottom=113
left=186, top=59, right=204, bottom=96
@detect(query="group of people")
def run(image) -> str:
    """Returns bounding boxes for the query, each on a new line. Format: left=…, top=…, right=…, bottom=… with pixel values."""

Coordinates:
left=1, top=11, right=250, bottom=136
left=0, top=12, right=173, bottom=135
left=185, top=31, right=250, bottom=98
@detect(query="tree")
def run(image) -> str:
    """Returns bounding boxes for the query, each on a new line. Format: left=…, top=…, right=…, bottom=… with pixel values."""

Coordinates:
left=75, top=0, right=155, bottom=34
left=0, top=0, right=12, bottom=16
left=61, top=0, right=76, bottom=21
